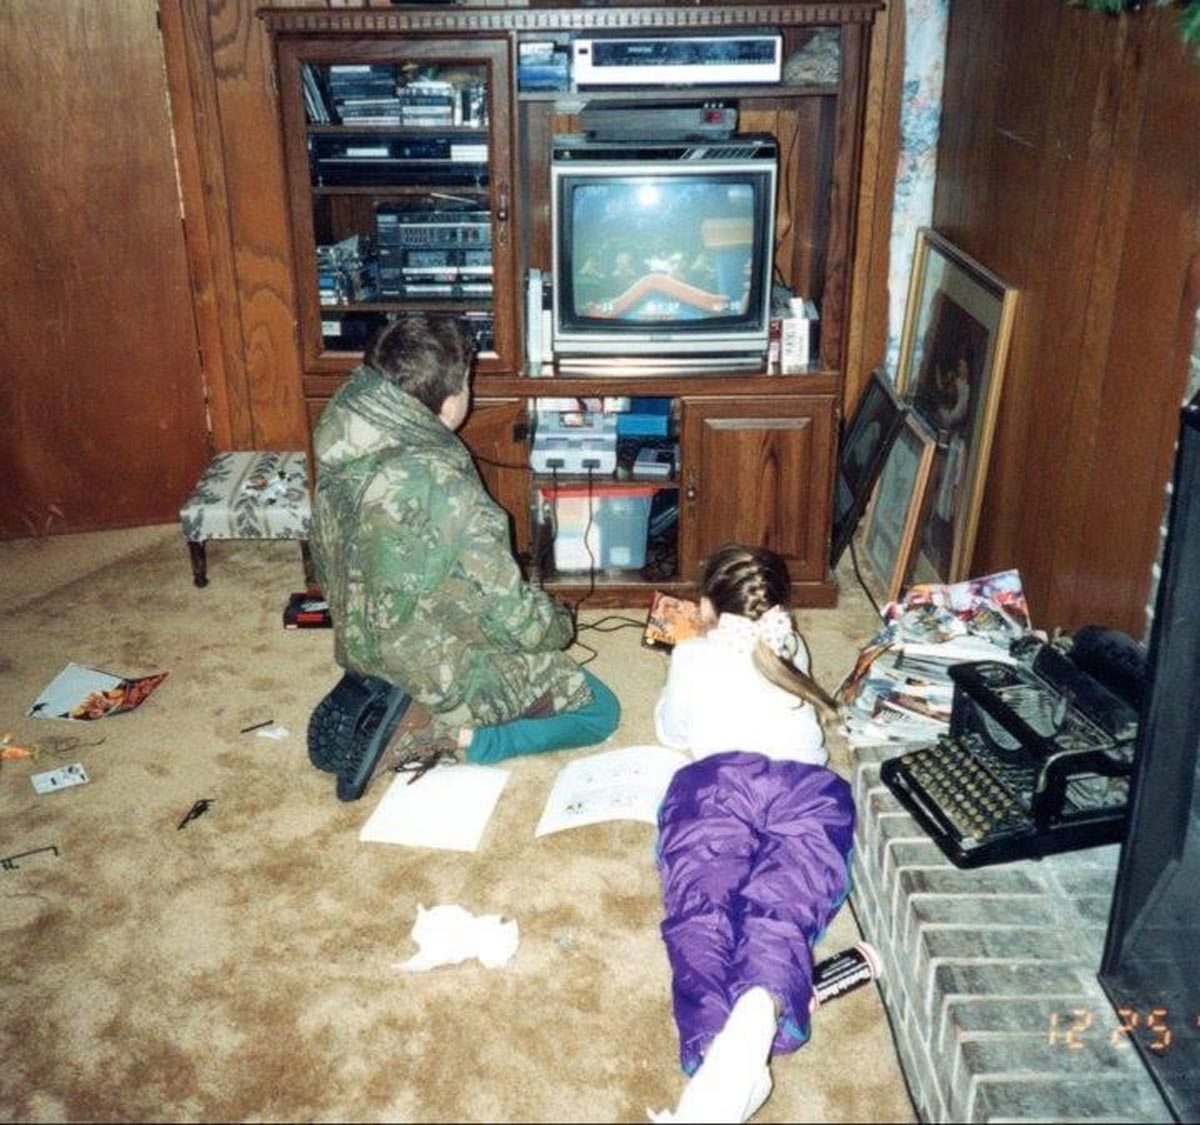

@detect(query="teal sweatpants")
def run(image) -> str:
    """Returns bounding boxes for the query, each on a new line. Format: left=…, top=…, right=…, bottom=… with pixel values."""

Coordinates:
left=465, top=668, right=620, bottom=765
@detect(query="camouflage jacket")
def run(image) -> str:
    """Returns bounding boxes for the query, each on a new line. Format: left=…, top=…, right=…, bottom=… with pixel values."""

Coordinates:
left=310, top=365, right=589, bottom=725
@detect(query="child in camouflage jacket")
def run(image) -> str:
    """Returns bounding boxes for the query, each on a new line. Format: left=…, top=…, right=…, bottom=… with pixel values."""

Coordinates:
left=309, top=314, right=618, bottom=798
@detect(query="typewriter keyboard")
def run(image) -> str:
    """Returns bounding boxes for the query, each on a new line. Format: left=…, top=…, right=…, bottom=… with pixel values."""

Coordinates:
left=892, top=737, right=1033, bottom=845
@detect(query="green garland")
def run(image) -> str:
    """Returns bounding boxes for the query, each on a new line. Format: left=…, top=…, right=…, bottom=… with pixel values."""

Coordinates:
left=1070, top=0, right=1200, bottom=57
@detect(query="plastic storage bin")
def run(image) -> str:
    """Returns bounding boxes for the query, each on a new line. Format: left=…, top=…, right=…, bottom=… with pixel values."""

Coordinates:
left=538, top=484, right=658, bottom=572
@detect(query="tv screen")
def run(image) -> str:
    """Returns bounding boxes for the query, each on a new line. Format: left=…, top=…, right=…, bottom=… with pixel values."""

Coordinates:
left=551, top=136, right=777, bottom=367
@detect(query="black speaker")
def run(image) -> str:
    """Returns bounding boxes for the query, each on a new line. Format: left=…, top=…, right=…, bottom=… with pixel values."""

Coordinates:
left=1099, top=390, right=1200, bottom=1121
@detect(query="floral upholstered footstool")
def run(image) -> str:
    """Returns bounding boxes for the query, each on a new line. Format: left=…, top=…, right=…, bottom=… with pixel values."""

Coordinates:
left=179, top=451, right=315, bottom=588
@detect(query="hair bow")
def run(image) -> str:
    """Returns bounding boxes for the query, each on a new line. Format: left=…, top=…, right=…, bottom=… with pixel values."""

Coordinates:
left=755, top=604, right=798, bottom=662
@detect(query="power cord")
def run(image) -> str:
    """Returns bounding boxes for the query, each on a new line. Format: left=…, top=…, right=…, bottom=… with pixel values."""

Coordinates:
left=569, top=466, right=599, bottom=622
left=848, top=536, right=882, bottom=618
left=580, top=614, right=647, bottom=633
left=472, top=451, right=531, bottom=472
left=476, top=441, right=648, bottom=655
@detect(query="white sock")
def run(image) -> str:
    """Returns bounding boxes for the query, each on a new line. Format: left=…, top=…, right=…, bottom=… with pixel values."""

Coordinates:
left=650, top=987, right=777, bottom=1124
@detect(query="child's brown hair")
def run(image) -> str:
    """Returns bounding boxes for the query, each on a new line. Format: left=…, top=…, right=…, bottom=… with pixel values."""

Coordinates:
left=366, top=313, right=477, bottom=415
left=699, top=544, right=838, bottom=715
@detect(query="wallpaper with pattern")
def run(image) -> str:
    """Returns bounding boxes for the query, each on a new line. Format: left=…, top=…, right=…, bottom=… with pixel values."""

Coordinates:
left=886, top=0, right=950, bottom=378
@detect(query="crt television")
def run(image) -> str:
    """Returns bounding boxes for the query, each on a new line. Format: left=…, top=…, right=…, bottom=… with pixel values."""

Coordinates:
left=550, top=134, right=778, bottom=369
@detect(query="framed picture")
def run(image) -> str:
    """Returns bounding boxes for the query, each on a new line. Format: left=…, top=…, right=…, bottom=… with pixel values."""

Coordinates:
left=862, top=413, right=938, bottom=603
left=829, top=367, right=907, bottom=567
left=896, top=229, right=1017, bottom=583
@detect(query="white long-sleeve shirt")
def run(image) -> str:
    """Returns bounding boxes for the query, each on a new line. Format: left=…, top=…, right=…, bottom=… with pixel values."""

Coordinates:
left=653, top=612, right=827, bottom=765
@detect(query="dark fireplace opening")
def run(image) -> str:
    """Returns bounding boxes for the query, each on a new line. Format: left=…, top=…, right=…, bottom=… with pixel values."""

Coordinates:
left=1100, top=391, right=1200, bottom=1123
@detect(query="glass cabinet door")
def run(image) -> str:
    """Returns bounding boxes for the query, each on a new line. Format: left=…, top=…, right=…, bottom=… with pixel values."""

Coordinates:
left=276, top=38, right=515, bottom=375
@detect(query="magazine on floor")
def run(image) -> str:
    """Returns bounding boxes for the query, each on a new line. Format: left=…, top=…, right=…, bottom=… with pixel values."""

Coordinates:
left=27, top=663, right=168, bottom=722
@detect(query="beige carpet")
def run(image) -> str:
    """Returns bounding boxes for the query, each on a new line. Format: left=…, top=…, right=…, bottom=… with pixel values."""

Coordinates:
left=0, top=526, right=914, bottom=1123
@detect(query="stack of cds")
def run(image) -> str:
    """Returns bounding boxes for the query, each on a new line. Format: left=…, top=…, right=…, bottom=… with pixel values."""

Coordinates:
left=517, top=41, right=571, bottom=91
left=301, top=64, right=484, bottom=128
left=316, top=234, right=379, bottom=306
left=395, top=78, right=457, bottom=126
left=327, top=64, right=403, bottom=125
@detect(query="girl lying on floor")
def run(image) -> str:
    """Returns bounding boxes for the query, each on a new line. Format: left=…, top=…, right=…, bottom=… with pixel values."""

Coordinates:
left=649, top=543, right=878, bottom=1124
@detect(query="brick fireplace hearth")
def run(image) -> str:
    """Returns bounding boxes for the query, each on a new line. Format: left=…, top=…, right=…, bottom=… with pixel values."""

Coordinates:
left=849, top=743, right=1173, bottom=1123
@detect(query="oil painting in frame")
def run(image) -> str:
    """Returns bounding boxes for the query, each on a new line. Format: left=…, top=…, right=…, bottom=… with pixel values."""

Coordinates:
left=896, top=228, right=1017, bottom=584
left=862, top=411, right=937, bottom=603
left=829, top=367, right=907, bottom=567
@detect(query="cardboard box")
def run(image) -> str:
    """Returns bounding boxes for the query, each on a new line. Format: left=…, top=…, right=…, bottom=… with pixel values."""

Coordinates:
left=780, top=299, right=820, bottom=373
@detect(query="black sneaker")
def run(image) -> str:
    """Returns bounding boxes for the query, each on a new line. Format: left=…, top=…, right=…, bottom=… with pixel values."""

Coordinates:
left=307, top=673, right=410, bottom=780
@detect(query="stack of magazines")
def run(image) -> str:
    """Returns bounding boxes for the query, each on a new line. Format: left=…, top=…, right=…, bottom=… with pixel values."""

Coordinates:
left=838, top=570, right=1033, bottom=749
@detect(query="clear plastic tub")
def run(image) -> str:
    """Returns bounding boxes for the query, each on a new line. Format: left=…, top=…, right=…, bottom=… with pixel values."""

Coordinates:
left=538, top=484, right=658, bottom=572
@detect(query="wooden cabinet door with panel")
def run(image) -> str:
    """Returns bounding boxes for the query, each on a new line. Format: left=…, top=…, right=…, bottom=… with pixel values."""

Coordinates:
left=678, top=396, right=836, bottom=595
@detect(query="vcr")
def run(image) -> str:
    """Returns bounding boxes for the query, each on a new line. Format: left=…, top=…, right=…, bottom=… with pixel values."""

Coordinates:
left=572, top=33, right=782, bottom=87
left=310, top=134, right=489, bottom=187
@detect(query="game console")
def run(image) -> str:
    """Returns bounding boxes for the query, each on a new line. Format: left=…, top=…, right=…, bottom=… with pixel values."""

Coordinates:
left=530, top=408, right=618, bottom=474
left=633, top=444, right=679, bottom=479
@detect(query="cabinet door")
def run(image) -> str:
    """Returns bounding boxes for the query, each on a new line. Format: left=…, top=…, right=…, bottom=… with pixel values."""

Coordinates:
left=678, top=396, right=835, bottom=584
left=276, top=37, right=516, bottom=376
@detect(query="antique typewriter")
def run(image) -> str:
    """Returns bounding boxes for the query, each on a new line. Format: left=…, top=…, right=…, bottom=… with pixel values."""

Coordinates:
left=880, top=626, right=1147, bottom=868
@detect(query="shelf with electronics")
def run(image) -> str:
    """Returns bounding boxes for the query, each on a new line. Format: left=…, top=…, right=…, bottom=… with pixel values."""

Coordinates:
left=267, top=2, right=880, bottom=607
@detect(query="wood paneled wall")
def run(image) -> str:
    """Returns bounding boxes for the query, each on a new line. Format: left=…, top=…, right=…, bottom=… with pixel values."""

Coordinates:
left=0, top=0, right=210, bottom=538
left=933, top=0, right=1200, bottom=635
left=161, top=0, right=314, bottom=452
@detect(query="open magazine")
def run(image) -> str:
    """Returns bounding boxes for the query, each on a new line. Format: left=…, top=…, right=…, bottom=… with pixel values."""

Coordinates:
left=27, top=663, right=168, bottom=722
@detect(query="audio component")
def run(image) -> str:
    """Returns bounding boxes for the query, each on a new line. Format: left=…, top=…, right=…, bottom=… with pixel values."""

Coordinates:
left=571, top=34, right=782, bottom=88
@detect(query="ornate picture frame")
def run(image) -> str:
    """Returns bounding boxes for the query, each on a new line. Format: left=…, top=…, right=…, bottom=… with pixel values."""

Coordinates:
left=896, top=229, right=1017, bottom=583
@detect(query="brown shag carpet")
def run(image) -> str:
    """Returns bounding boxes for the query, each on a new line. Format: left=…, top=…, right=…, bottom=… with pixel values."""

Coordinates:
left=0, top=526, right=915, bottom=1123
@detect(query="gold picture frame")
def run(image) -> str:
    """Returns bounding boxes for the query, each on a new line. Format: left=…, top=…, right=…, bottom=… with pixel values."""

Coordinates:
left=896, top=229, right=1017, bottom=584
left=862, top=411, right=938, bottom=603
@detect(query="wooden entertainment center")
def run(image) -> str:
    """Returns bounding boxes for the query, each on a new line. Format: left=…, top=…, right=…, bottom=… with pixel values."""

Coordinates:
left=172, top=2, right=880, bottom=606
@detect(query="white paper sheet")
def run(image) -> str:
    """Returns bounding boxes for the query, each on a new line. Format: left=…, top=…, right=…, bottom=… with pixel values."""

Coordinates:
left=535, top=744, right=690, bottom=837
left=359, top=764, right=508, bottom=852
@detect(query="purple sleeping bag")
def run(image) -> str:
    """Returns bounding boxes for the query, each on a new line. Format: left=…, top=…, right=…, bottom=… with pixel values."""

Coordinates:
left=656, top=751, right=856, bottom=1073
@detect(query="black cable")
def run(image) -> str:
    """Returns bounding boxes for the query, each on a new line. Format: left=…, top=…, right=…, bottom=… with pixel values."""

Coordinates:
left=577, top=613, right=645, bottom=633
left=570, top=466, right=599, bottom=620
left=550, top=465, right=560, bottom=595
left=848, top=536, right=882, bottom=618
left=472, top=451, right=530, bottom=472
left=570, top=634, right=599, bottom=667
left=772, top=117, right=802, bottom=287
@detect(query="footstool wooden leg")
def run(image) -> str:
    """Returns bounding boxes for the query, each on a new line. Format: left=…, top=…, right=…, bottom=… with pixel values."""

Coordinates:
left=300, top=540, right=317, bottom=589
left=188, top=541, right=209, bottom=588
